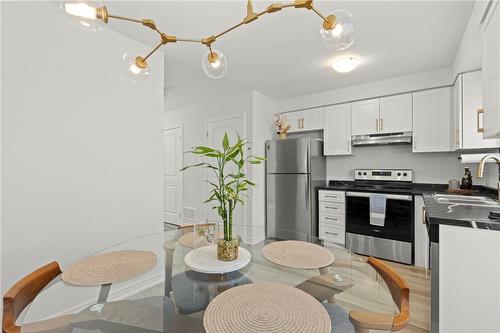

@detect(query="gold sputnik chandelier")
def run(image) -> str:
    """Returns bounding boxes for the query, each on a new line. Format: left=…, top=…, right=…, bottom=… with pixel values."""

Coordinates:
left=60, top=0, right=356, bottom=83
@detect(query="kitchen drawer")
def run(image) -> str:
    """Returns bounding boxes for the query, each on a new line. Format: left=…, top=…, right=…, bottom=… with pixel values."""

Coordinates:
left=319, top=202, right=345, bottom=215
left=319, top=224, right=345, bottom=244
left=319, top=214, right=345, bottom=227
left=318, top=190, right=345, bottom=203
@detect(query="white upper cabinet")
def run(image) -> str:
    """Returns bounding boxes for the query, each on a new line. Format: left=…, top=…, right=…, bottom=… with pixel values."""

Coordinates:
left=412, top=87, right=451, bottom=153
left=351, top=98, right=380, bottom=135
left=285, top=110, right=303, bottom=133
left=324, top=104, right=352, bottom=156
left=463, top=71, right=500, bottom=149
left=451, top=75, right=463, bottom=151
left=284, top=107, right=323, bottom=133
left=482, top=2, right=500, bottom=138
left=379, top=93, right=413, bottom=133
left=302, top=107, right=324, bottom=131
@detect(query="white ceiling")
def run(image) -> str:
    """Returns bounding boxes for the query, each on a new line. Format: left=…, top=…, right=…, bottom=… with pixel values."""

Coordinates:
left=104, top=1, right=474, bottom=109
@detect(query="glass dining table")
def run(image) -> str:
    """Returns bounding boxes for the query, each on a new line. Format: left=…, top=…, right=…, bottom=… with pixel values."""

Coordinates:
left=19, top=225, right=397, bottom=333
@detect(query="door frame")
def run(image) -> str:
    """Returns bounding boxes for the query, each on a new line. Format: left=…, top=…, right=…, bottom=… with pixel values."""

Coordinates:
left=163, top=124, right=184, bottom=225
left=205, top=114, right=247, bottom=225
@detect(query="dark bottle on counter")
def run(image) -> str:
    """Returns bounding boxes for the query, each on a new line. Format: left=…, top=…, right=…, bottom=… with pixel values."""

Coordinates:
left=461, top=167, right=473, bottom=189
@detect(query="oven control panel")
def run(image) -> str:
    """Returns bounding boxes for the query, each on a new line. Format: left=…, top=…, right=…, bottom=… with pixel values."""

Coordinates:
left=354, top=169, right=413, bottom=182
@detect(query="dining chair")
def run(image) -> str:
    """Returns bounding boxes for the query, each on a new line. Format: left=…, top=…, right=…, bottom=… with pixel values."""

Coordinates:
left=348, top=256, right=410, bottom=333
left=2, top=261, right=73, bottom=333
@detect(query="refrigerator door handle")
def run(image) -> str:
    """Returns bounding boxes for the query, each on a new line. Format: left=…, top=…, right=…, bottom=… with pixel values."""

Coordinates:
left=305, top=176, right=310, bottom=210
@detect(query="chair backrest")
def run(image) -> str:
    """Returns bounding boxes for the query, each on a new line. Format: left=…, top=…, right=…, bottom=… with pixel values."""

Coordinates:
left=3, top=262, right=62, bottom=333
left=367, top=256, right=410, bottom=331
left=178, top=223, right=216, bottom=235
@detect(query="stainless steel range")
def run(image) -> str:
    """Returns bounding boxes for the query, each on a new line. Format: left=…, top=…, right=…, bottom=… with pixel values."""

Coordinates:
left=344, top=169, right=414, bottom=264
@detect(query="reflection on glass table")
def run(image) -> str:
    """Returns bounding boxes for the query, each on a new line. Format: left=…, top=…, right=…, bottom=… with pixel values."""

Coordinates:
left=18, top=225, right=401, bottom=333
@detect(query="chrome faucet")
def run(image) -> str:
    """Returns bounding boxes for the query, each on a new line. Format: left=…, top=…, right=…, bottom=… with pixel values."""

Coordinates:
left=477, top=154, right=500, bottom=201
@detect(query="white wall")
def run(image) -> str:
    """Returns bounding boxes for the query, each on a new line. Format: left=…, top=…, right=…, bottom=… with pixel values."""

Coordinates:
left=327, top=145, right=498, bottom=187
left=164, top=90, right=277, bottom=242
left=1, top=1, right=164, bottom=293
left=164, top=91, right=253, bottom=225
left=452, top=1, right=489, bottom=77
left=0, top=0, right=3, bottom=318
left=249, top=91, right=278, bottom=242
left=279, top=67, right=453, bottom=112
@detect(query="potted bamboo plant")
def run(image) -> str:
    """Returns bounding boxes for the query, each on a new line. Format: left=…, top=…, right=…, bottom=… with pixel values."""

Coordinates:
left=181, top=133, right=264, bottom=261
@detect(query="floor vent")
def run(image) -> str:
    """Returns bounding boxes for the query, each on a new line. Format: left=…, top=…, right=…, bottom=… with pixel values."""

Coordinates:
left=183, top=207, right=196, bottom=221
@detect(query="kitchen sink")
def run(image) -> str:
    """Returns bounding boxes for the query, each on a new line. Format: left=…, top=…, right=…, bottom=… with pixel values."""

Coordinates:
left=433, top=193, right=500, bottom=207
left=433, top=194, right=490, bottom=201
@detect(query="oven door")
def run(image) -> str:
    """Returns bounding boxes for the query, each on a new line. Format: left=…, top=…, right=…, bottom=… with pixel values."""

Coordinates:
left=345, top=191, right=413, bottom=242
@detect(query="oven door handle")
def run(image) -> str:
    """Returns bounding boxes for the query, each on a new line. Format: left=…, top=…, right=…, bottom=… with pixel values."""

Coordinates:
left=346, top=191, right=412, bottom=201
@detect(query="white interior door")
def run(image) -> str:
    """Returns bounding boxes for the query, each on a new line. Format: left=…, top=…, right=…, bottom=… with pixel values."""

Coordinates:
left=164, top=127, right=183, bottom=225
left=206, top=116, right=245, bottom=227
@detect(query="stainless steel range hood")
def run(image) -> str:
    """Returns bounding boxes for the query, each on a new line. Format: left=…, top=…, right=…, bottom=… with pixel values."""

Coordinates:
left=352, top=132, right=413, bottom=146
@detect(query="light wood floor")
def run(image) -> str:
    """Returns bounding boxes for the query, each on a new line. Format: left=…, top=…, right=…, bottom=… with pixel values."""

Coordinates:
left=379, top=259, right=431, bottom=333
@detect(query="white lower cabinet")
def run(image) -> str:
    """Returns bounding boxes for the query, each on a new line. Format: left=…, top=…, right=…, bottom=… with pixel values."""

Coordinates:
left=414, top=196, right=429, bottom=269
left=440, top=224, right=500, bottom=332
left=324, top=104, right=352, bottom=155
left=319, top=223, right=345, bottom=244
left=318, top=190, right=345, bottom=245
left=412, top=87, right=452, bottom=153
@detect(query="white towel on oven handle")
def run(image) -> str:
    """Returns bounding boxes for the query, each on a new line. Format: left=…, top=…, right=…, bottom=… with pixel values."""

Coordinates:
left=369, top=193, right=386, bottom=226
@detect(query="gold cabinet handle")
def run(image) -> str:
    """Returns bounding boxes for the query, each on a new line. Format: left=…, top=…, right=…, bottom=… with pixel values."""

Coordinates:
left=376, top=119, right=379, bottom=131
left=381, top=118, right=384, bottom=131
left=422, top=207, right=427, bottom=225
left=456, top=129, right=460, bottom=145
left=477, top=108, right=484, bottom=133
left=298, top=118, right=301, bottom=129
left=301, top=118, right=304, bottom=129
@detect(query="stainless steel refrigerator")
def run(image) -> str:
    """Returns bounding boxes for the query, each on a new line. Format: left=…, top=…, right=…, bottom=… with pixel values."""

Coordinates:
left=265, top=137, right=325, bottom=240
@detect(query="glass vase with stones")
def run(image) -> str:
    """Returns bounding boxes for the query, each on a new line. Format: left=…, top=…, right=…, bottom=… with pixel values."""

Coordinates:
left=217, top=201, right=239, bottom=261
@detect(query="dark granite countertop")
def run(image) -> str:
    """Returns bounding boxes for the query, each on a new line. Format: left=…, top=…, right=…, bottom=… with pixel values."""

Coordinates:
left=317, top=181, right=500, bottom=242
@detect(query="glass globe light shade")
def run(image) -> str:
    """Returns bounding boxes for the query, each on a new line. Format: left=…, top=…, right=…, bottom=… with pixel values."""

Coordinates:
left=201, top=49, right=228, bottom=79
left=119, top=53, right=150, bottom=85
left=320, top=9, right=356, bottom=51
left=60, top=1, right=105, bottom=32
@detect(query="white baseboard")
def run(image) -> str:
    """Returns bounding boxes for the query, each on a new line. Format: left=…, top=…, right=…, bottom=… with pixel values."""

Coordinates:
left=42, top=271, right=165, bottom=320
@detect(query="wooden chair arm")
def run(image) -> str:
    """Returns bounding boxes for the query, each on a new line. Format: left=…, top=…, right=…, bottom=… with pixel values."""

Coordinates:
left=349, top=310, right=394, bottom=331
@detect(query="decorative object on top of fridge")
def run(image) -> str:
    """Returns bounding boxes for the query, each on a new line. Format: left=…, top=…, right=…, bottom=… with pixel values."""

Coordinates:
left=274, top=113, right=290, bottom=140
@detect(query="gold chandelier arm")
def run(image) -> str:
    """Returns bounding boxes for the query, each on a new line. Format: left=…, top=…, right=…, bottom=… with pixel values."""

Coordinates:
left=310, top=6, right=329, bottom=22
left=107, top=14, right=165, bottom=37
left=107, top=13, right=144, bottom=24
left=177, top=38, right=201, bottom=43
left=143, top=41, right=164, bottom=61
left=215, top=21, right=246, bottom=39
left=104, top=0, right=334, bottom=52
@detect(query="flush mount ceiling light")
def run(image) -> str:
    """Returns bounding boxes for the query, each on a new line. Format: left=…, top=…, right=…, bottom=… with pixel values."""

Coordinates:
left=331, top=56, right=360, bottom=73
left=61, top=0, right=356, bottom=82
